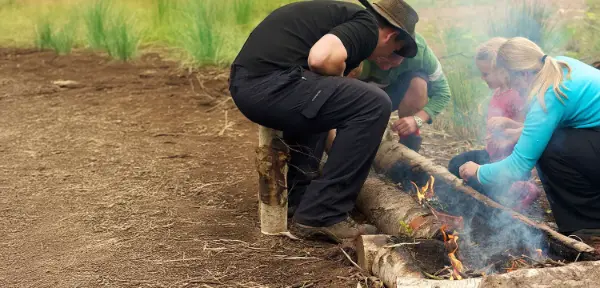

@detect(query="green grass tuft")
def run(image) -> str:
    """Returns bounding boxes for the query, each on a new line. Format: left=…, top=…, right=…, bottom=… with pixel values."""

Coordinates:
left=34, top=20, right=53, bottom=50
left=83, top=0, right=139, bottom=61
left=105, top=13, right=139, bottom=61
left=180, top=0, right=224, bottom=66
left=233, top=0, right=253, bottom=26
left=51, top=19, right=77, bottom=55
left=155, top=0, right=170, bottom=24
left=84, top=0, right=110, bottom=50
left=34, top=15, right=77, bottom=55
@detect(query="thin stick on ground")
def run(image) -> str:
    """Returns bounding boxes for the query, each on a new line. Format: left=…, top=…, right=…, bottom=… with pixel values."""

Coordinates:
left=218, top=110, right=235, bottom=136
left=206, top=97, right=232, bottom=112
left=340, top=247, right=364, bottom=272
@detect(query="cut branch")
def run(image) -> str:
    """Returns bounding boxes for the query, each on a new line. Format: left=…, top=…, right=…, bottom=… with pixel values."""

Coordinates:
left=373, top=139, right=597, bottom=255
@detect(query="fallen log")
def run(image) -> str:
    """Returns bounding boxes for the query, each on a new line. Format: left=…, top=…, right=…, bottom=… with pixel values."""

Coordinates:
left=357, top=235, right=600, bottom=288
left=357, top=235, right=448, bottom=277
left=256, top=126, right=290, bottom=236
left=373, top=138, right=596, bottom=255
left=356, top=177, right=443, bottom=239
left=390, top=261, right=600, bottom=288
left=358, top=235, right=422, bottom=282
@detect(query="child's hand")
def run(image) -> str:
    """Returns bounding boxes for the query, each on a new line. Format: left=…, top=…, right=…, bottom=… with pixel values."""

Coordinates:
left=488, top=117, right=523, bottom=132
left=459, top=161, right=480, bottom=181
left=487, top=116, right=510, bottom=132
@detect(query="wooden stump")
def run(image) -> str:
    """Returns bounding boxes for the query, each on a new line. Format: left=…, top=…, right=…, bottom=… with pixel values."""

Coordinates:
left=256, top=126, right=289, bottom=235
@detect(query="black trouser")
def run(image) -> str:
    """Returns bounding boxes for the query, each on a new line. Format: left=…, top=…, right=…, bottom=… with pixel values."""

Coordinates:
left=537, top=128, right=600, bottom=233
left=448, top=150, right=531, bottom=202
left=229, top=65, right=392, bottom=227
left=448, top=150, right=492, bottom=195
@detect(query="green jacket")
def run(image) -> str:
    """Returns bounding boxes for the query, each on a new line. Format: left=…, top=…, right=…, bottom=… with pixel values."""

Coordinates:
left=358, top=33, right=451, bottom=122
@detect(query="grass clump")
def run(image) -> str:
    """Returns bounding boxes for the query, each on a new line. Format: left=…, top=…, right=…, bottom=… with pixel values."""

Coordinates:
left=233, top=0, right=253, bottom=26
left=488, top=0, right=564, bottom=52
left=432, top=26, right=490, bottom=140
left=179, top=0, right=224, bottom=66
left=84, top=0, right=110, bottom=50
left=34, top=16, right=77, bottom=55
left=83, top=0, right=139, bottom=61
left=105, top=13, right=139, bottom=61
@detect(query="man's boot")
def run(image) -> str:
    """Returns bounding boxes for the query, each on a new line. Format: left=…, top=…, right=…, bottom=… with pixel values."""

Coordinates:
left=293, top=217, right=378, bottom=243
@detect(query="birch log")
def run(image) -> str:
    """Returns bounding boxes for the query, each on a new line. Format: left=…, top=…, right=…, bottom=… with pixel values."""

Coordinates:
left=357, top=235, right=481, bottom=288
left=357, top=235, right=600, bottom=288
left=373, top=138, right=597, bottom=255
left=256, top=126, right=289, bottom=235
left=391, top=261, right=600, bottom=288
left=356, top=177, right=442, bottom=239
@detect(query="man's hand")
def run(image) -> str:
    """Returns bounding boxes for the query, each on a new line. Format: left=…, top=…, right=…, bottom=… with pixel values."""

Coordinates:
left=459, top=161, right=480, bottom=181
left=347, top=62, right=363, bottom=79
left=391, top=116, right=418, bottom=137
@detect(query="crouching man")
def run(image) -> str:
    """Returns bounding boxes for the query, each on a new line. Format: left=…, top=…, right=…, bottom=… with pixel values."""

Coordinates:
left=330, top=31, right=451, bottom=187
left=229, top=0, right=419, bottom=243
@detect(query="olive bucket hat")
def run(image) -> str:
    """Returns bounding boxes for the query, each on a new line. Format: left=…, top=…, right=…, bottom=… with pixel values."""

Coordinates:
left=359, top=0, right=419, bottom=58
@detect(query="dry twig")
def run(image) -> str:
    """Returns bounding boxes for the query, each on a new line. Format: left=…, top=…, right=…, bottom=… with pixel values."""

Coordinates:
left=339, top=247, right=364, bottom=272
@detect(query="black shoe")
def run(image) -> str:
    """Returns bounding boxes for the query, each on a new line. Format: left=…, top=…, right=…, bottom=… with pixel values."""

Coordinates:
left=293, top=217, right=378, bottom=243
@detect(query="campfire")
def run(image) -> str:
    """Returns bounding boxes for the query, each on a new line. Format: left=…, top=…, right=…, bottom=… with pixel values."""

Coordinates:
left=411, top=175, right=435, bottom=205
left=407, top=177, right=573, bottom=281
left=358, top=140, right=600, bottom=287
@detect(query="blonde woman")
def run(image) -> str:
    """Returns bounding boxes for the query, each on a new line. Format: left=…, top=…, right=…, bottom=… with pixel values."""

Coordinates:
left=459, top=37, right=600, bottom=248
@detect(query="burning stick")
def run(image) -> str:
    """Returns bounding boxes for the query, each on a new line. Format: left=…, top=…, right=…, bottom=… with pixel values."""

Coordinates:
left=411, top=175, right=436, bottom=205
left=412, top=177, right=464, bottom=231
left=440, top=226, right=466, bottom=280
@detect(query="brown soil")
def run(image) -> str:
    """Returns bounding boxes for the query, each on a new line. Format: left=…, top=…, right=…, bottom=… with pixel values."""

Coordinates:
left=0, top=49, right=361, bottom=288
left=0, top=48, right=558, bottom=288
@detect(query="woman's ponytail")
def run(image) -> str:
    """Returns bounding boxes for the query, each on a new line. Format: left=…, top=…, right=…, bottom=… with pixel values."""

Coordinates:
left=495, top=37, right=571, bottom=110
left=529, top=54, right=571, bottom=109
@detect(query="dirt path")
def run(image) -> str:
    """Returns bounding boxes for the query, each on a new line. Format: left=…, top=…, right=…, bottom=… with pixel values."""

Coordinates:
left=0, top=49, right=360, bottom=288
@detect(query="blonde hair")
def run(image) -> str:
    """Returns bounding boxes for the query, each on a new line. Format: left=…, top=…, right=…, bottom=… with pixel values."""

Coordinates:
left=475, top=37, right=508, bottom=62
left=494, top=37, right=571, bottom=110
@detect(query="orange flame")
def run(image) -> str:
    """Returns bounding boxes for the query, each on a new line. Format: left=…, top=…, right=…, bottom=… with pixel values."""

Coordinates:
left=440, top=226, right=464, bottom=280
left=536, top=249, right=543, bottom=259
left=411, top=176, right=436, bottom=204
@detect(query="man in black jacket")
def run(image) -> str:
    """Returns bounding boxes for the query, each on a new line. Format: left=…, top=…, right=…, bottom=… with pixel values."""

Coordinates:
left=229, top=0, right=419, bottom=243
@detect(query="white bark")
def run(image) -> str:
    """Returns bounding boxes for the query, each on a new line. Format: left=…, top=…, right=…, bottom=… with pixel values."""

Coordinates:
left=357, top=177, right=442, bottom=239
left=257, top=126, right=288, bottom=235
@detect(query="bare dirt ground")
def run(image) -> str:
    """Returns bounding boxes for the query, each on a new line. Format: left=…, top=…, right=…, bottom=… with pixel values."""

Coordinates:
left=0, top=48, right=555, bottom=288
left=0, top=49, right=366, bottom=288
